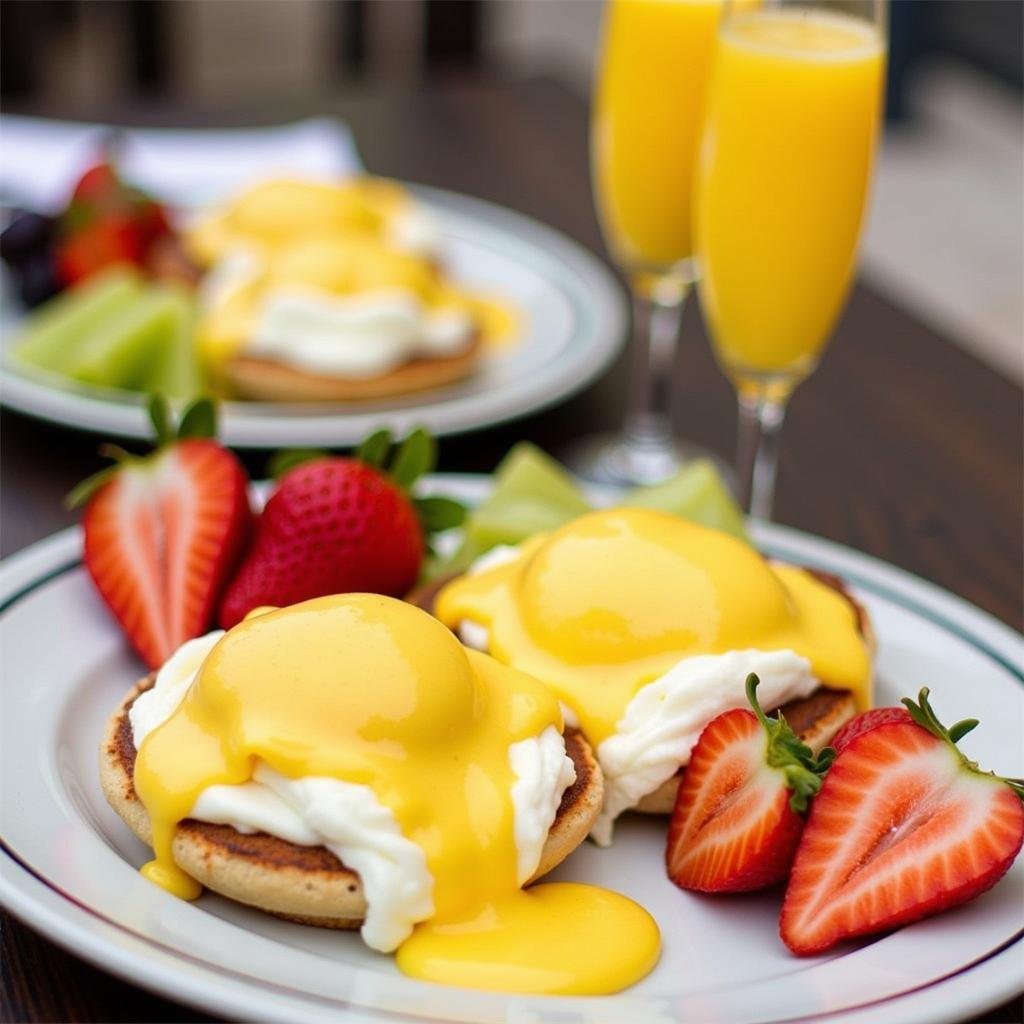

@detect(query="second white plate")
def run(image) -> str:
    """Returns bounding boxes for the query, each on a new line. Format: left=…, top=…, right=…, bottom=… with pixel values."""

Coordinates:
left=0, top=187, right=627, bottom=447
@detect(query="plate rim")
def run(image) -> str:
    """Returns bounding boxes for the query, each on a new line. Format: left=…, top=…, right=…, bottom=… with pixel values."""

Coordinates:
left=1, top=475, right=1022, bottom=1024
left=0, top=186, right=628, bottom=447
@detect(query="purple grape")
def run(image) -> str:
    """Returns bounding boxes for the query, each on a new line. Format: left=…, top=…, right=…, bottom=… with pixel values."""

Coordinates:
left=1, top=211, right=56, bottom=268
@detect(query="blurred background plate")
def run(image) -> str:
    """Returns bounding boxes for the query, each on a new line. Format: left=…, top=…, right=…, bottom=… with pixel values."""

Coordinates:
left=0, top=184, right=627, bottom=448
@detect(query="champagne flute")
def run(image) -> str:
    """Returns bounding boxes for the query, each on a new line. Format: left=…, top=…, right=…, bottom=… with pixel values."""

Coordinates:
left=695, top=0, right=887, bottom=517
left=575, top=0, right=728, bottom=486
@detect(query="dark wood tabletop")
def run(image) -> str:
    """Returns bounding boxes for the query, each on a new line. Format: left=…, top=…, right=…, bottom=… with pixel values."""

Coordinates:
left=2, top=76, right=1022, bottom=1024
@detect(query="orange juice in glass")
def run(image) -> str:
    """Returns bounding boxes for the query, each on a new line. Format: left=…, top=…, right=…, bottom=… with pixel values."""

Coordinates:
left=580, top=0, right=727, bottom=485
left=695, top=1, right=886, bottom=516
left=593, top=0, right=723, bottom=273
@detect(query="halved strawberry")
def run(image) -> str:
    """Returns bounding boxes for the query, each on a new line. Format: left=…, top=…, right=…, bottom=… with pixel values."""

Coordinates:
left=666, top=674, right=834, bottom=893
left=781, top=688, right=1024, bottom=955
left=831, top=705, right=912, bottom=754
left=71, top=396, right=251, bottom=669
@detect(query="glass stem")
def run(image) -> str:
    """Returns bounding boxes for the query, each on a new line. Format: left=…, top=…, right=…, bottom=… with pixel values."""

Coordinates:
left=736, top=387, right=788, bottom=520
left=622, top=284, right=688, bottom=453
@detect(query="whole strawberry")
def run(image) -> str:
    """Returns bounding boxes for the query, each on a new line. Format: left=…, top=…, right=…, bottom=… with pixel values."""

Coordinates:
left=71, top=395, right=251, bottom=669
left=219, top=428, right=464, bottom=628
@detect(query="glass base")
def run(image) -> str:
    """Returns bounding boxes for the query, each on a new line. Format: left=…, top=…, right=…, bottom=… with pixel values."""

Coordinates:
left=563, top=431, right=736, bottom=490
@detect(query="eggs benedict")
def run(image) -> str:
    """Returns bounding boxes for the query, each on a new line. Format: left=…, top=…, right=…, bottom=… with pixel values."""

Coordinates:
left=100, top=593, right=659, bottom=994
left=185, top=178, right=515, bottom=401
left=429, top=508, right=874, bottom=844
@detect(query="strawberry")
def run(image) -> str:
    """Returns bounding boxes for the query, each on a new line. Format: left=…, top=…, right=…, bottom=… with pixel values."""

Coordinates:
left=58, top=154, right=172, bottom=285
left=218, top=429, right=465, bottom=629
left=71, top=161, right=121, bottom=206
left=666, top=674, right=834, bottom=893
left=781, top=688, right=1024, bottom=955
left=70, top=396, right=251, bottom=669
left=55, top=216, right=143, bottom=286
left=831, top=706, right=912, bottom=754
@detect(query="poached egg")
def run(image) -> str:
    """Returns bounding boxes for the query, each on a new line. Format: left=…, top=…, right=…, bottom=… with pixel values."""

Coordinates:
left=434, top=508, right=873, bottom=839
left=132, top=593, right=660, bottom=994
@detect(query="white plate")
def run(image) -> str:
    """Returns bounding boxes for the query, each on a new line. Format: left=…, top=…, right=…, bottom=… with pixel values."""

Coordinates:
left=0, top=187, right=627, bottom=447
left=1, top=475, right=1022, bottom=1024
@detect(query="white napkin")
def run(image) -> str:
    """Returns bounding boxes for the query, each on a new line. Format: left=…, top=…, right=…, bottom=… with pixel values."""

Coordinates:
left=0, top=115, right=364, bottom=212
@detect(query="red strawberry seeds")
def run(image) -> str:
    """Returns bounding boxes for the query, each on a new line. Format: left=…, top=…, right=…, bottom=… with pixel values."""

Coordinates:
left=219, top=457, right=423, bottom=628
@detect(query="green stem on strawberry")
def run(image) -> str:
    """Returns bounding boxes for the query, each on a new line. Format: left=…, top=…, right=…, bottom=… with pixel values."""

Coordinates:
left=745, top=673, right=834, bottom=814
left=268, top=427, right=466, bottom=544
left=902, top=688, right=1024, bottom=800
left=67, top=393, right=219, bottom=509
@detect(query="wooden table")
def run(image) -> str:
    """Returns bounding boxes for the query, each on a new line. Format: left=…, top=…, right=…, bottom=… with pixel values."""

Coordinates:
left=2, top=77, right=1021, bottom=1024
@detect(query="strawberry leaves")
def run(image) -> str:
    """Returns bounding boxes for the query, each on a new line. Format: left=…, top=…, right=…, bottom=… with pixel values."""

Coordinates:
left=269, top=427, right=466, bottom=538
left=267, top=448, right=327, bottom=479
left=413, top=496, right=466, bottom=532
left=67, top=394, right=219, bottom=508
left=356, top=428, right=392, bottom=469
left=902, top=688, right=1024, bottom=800
left=390, top=428, right=436, bottom=490
left=746, top=673, right=834, bottom=813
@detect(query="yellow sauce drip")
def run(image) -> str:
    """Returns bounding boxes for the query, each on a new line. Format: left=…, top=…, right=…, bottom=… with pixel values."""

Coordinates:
left=133, top=594, right=659, bottom=994
left=435, top=508, right=872, bottom=744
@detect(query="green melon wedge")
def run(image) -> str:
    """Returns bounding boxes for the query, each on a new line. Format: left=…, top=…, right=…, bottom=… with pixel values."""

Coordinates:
left=623, top=458, right=748, bottom=542
left=466, top=442, right=592, bottom=549
left=140, top=285, right=205, bottom=399
left=12, top=266, right=144, bottom=374
left=64, top=287, right=185, bottom=390
left=433, top=443, right=593, bottom=577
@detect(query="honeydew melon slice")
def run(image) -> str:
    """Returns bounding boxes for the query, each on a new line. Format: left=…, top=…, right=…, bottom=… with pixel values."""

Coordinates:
left=64, top=287, right=184, bottom=390
left=623, top=459, right=747, bottom=541
left=140, top=285, right=204, bottom=399
left=12, top=266, right=143, bottom=374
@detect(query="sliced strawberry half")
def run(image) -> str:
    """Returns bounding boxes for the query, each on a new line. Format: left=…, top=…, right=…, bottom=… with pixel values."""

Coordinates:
left=830, top=705, right=912, bottom=754
left=71, top=396, right=251, bottom=669
left=781, top=688, right=1024, bottom=955
left=666, top=674, right=834, bottom=893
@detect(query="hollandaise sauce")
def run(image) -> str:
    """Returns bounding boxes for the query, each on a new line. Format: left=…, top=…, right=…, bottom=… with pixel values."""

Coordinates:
left=436, top=508, right=872, bottom=744
left=132, top=594, right=659, bottom=994
left=187, top=178, right=518, bottom=381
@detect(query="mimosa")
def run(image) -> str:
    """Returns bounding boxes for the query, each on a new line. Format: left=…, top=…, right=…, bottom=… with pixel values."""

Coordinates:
left=696, top=9, right=885, bottom=377
left=593, top=0, right=723, bottom=271
left=578, top=0, right=733, bottom=487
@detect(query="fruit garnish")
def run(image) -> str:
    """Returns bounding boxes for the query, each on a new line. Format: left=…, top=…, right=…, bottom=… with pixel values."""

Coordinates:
left=0, top=211, right=60, bottom=307
left=13, top=267, right=143, bottom=374
left=432, top=443, right=746, bottom=578
left=666, top=674, right=833, bottom=893
left=830, top=705, right=912, bottom=754
left=70, top=395, right=250, bottom=670
left=56, top=153, right=173, bottom=287
left=781, top=688, right=1024, bottom=955
left=12, top=267, right=203, bottom=398
left=624, top=458, right=747, bottom=541
left=218, top=428, right=464, bottom=628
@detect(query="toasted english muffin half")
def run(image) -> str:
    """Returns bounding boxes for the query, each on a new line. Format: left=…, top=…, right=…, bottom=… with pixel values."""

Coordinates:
left=225, top=334, right=481, bottom=403
left=100, top=676, right=603, bottom=929
left=407, top=566, right=875, bottom=817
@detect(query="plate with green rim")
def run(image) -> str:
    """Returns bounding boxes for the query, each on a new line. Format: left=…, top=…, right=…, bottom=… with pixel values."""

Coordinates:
left=1, top=474, right=1021, bottom=1024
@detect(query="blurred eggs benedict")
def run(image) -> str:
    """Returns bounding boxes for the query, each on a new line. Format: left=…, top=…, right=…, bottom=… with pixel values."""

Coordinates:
left=433, top=508, right=873, bottom=843
left=185, top=178, right=516, bottom=401
left=102, top=593, right=659, bottom=993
